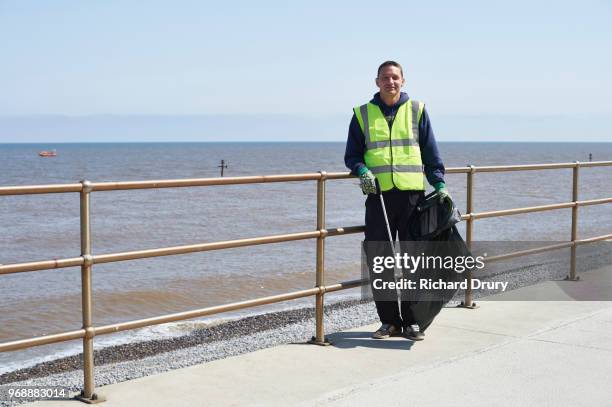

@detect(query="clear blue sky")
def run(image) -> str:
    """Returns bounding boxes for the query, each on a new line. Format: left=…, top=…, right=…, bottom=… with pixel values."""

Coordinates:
left=1, top=1, right=611, bottom=141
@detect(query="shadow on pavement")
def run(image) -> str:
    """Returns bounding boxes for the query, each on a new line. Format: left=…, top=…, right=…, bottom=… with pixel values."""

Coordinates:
left=323, top=331, right=416, bottom=350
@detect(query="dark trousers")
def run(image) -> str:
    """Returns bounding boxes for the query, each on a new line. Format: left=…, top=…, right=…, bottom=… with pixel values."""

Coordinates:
left=365, top=189, right=424, bottom=328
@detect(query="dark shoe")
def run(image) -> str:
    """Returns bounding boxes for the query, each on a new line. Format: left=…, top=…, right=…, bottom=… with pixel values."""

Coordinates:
left=404, top=324, right=425, bottom=341
left=372, top=324, right=402, bottom=339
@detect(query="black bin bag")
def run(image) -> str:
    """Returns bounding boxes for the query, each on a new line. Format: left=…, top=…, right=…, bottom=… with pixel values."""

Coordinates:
left=402, top=191, right=472, bottom=332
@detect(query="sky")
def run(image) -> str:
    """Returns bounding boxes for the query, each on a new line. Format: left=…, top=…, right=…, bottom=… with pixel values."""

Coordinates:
left=1, top=1, right=611, bottom=142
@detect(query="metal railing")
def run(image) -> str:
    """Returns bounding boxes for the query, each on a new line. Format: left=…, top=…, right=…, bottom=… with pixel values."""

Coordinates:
left=1, top=160, right=611, bottom=402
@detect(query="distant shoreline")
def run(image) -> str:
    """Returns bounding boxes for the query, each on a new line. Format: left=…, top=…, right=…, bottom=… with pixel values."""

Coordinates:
left=2, top=141, right=612, bottom=144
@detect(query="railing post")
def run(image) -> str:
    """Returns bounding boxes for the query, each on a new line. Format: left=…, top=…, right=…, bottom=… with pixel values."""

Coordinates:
left=310, top=171, right=330, bottom=345
left=76, top=180, right=105, bottom=404
left=460, top=165, right=478, bottom=309
left=566, top=162, right=580, bottom=281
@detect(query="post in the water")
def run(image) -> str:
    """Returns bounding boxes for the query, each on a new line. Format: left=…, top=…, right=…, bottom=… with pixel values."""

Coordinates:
left=218, top=159, right=228, bottom=177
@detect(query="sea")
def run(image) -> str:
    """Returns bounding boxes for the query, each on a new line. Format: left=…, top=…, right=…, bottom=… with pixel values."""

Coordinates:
left=1, top=142, right=611, bottom=373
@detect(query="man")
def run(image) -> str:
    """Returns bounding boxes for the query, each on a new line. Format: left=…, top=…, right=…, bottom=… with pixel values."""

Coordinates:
left=344, top=61, right=449, bottom=341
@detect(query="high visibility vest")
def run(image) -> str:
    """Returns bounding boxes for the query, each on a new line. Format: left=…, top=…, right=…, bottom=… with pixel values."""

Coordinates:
left=354, top=99, right=425, bottom=192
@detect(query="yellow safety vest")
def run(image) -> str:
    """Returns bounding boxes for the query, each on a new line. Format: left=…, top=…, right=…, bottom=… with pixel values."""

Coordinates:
left=354, top=99, right=425, bottom=191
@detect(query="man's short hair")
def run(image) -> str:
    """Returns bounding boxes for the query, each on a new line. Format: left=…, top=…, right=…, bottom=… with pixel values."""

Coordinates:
left=377, top=61, right=404, bottom=78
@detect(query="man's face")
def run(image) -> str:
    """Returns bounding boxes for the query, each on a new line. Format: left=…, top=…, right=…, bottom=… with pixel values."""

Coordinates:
left=375, top=66, right=405, bottom=99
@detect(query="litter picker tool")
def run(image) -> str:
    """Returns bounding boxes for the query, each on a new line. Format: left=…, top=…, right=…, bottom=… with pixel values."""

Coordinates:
left=375, top=180, right=401, bottom=278
left=376, top=180, right=395, bottom=250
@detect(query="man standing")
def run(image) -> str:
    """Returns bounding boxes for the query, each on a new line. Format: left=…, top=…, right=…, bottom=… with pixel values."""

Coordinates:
left=344, top=61, right=449, bottom=341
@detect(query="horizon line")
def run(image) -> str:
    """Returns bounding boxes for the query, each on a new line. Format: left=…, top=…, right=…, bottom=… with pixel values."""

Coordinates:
left=2, top=140, right=611, bottom=144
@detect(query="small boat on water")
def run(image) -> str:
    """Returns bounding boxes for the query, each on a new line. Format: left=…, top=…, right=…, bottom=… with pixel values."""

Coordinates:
left=38, top=150, right=57, bottom=157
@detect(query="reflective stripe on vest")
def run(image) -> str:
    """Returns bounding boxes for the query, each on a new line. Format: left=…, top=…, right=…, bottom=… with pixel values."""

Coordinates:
left=354, top=99, right=425, bottom=192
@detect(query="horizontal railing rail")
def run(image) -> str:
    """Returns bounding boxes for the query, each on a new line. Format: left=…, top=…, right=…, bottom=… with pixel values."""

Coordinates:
left=1, top=160, right=611, bottom=403
left=2, top=161, right=611, bottom=196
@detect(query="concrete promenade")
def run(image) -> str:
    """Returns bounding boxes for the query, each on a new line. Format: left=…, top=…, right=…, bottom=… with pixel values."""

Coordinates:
left=31, top=265, right=612, bottom=407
